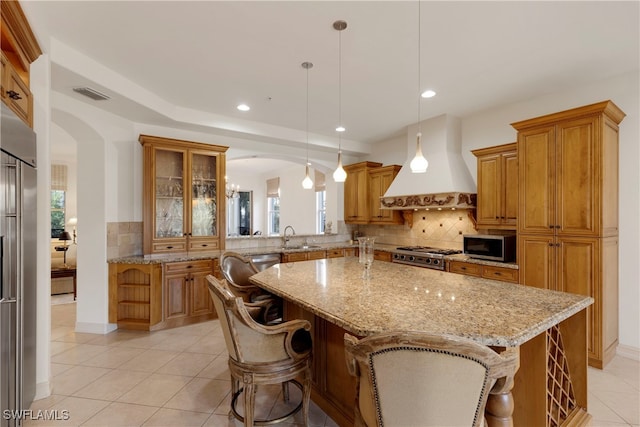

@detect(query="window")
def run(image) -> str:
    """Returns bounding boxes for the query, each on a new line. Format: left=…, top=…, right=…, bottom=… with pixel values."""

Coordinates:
left=316, top=190, right=326, bottom=234
left=51, top=190, right=66, bottom=238
left=267, top=196, right=280, bottom=235
left=51, top=164, right=68, bottom=238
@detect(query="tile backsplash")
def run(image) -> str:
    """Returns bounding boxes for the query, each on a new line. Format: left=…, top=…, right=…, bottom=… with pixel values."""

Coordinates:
left=352, top=210, right=477, bottom=250
left=107, top=222, right=143, bottom=259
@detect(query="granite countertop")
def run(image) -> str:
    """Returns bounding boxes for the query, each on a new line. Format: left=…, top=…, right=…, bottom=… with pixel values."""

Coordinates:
left=249, top=257, right=592, bottom=347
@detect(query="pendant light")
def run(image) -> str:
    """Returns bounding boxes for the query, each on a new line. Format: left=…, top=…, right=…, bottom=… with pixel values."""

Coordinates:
left=302, top=61, right=314, bottom=189
left=332, top=20, right=347, bottom=183
left=410, top=1, right=428, bottom=174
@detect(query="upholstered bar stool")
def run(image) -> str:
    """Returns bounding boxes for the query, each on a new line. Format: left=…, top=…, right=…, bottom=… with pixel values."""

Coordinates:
left=344, top=331, right=519, bottom=427
left=207, top=275, right=312, bottom=426
left=219, top=251, right=282, bottom=324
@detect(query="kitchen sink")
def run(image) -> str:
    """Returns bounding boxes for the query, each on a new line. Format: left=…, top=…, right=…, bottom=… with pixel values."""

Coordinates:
left=281, top=245, right=322, bottom=250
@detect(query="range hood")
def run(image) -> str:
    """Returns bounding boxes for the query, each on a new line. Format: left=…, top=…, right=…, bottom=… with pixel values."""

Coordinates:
left=381, top=114, right=476, bottom=210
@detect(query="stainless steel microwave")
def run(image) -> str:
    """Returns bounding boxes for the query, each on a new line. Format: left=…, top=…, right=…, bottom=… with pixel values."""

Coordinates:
left=463, top=234, right=516, bottom=262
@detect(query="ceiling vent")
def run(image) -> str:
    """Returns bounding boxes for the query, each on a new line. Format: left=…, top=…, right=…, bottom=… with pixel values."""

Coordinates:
left=72, top=87, right=110, bottom=101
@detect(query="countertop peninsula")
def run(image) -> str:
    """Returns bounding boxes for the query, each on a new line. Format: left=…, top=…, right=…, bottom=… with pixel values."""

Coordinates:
left=250, top=257, right=591, bottom=347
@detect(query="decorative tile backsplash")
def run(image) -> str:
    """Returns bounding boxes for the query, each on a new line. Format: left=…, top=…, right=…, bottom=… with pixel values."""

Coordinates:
left=107, top=222, right=143, bottom=259
left=352, top=210, right=477, bottom=250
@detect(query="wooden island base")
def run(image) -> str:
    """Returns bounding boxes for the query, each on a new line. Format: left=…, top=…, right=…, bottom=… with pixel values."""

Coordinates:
left=285, top=301, right=590, bottom=427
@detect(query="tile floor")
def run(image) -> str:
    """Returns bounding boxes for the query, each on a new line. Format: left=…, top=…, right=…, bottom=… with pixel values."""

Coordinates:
left=27, top=299, right=639, bottom=427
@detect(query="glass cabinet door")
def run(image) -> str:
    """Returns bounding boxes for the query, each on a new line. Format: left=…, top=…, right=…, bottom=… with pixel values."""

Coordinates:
left=190, top=152, right=217, bottom=237
left=154, top=149, right=185, bottom=239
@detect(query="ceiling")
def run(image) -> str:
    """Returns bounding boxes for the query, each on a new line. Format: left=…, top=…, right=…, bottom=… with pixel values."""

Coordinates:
left=22, top=1, right=640, bottom=158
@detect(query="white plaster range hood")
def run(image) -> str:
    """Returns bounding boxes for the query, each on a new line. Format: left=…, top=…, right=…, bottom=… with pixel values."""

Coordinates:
left=381, top=114, right=476, bottom=210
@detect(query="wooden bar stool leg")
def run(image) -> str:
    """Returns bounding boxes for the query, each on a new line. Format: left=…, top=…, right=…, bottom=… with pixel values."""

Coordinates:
left=243, top=373, right=255, bottom=427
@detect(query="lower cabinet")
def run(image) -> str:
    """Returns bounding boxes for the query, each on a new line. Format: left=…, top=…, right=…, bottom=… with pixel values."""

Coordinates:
left=109, top=259, right=219, bottom=331
left=448, top=260, right=519, bottom=283
left=163, top=259, right=217, bottom=329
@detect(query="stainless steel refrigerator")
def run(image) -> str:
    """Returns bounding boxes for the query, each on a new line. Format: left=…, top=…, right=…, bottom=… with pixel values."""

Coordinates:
left=0, top=103, right=37, bottom=427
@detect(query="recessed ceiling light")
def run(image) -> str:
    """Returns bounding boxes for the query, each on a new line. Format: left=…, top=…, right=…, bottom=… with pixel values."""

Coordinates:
left=237, top=104, right=250, bottom=111
left=421, top=89, right=436, bottom=98
left=336, top=126, right=346, bottom=132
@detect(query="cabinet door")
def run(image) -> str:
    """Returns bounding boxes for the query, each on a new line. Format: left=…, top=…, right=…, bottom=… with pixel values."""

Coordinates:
left=519, top=126, right=556, bottom=234
left=344, top=167, right=368, bottom=223
left=149, top=147, right=187, bottom=253
left=1, top=53, right=32, bottom=127
left=164, top=273, right=189, bottom=319
left=476, top=154, right=501, bottom=226
left=368, top=167, right=402, bottom=224
left=190, top=270, right=214, bottom=316
left=556, top=237, right=599, bottom=361
left=556, top=116, right=599, bottom=236
left=518, top=234, right=555, bottom=290
left=502, top=151, right=519, bottom=227
left=188, top=150, right=221, bottom=250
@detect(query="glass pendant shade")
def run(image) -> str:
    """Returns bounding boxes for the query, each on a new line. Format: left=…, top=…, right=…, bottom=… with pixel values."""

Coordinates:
left=302, top=164, right=313, bottom=189
left=410, top=132, right=428, bottom=173
left=333, top=151, right=347, bottom=182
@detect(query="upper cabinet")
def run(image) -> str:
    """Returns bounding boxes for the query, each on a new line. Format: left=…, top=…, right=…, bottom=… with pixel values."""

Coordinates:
left=1, top=1, right=42, bottom=128
left=139, top=135, right=228, bottom=255
left=343, top=161, right=402, bottom=225
left=472, top=143, right=518, bottom=230
left=343, top=161, right=381, bottom=224
left=512, top=101, right=624, bottom=237
left=368, top=165, right=403, bottom=225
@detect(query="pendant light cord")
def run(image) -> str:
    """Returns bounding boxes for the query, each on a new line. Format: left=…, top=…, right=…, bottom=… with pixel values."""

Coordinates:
left=338, top=24, right=343, bottom=153
left=306, top=63, right=310, bottom=164
left=417, top=0, right=421, bottom=135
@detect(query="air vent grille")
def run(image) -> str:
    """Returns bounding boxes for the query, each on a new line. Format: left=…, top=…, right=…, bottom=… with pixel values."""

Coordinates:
left=72, top=87, right=110, bottom=101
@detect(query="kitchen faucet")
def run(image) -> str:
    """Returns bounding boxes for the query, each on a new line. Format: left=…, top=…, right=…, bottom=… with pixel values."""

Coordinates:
left=283, top=225, right=296, bottom=247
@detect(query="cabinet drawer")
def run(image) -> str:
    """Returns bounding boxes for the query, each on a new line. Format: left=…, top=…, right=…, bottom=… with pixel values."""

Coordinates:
left=284, top=252, right=308, bottom=262
left=307, top=250, right=326, bottom=260
left=188, top=240, right=219, bottom=251
left=326, top=249, right=344, bottom=258
left=152, top=241, right=187, bottom=253
left=165, top=259, right=213, bottom=274
left=373, top=251, right=392, bottom=262
left=449, top=261, right=482, bottom=277
left=482, top=265, right=519, bottom=283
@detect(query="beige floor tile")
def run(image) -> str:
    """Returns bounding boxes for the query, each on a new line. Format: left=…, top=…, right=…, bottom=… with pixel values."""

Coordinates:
left=50, top=344, right=108, bottom=365
left=54, top=331, right=102, bottom=344
left=150, top=333, right=202, bottom=352
left=25, top=394, right=68, bottom=412
left=79, top=346, right=147, bottom=369
left=589, top=392, right=632, bottom=425
left=163, top=377, right=231, bottom=414
left=203, top=413, right=241, bottom=427
left=116, top=373, right=192, bottom=407
left=117, top=348, right=180, bottom=372
left=155, top=352, right=216, bottom=377
left=593, top=389, right=640, bottom=425
left=83, top=402, right=159, bottom=427
left=24, top=396, right=110, bottom=426
left=50, top=366, right=111, bottom=396
left=50, top=341, right=78, bottom=357
left=50, top=363, right=74, bottom=377
left=83, top=330, right=145, bottom=346
left=142, top=408, right=211, bottom=427
left=184, top=334, right=227, bottom=355
left=72, top=369, right=150, bottom=401
left=110, top=332, right=172, bottom=349
left=197, top=354, right=230, bottom=380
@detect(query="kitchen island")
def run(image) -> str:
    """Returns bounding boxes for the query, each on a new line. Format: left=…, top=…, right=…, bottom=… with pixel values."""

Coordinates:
left=250, top=257, right=593, bottom=427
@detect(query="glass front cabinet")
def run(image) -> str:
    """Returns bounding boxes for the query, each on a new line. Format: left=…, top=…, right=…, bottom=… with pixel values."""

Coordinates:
left=139, top=135, right=228, bottom=255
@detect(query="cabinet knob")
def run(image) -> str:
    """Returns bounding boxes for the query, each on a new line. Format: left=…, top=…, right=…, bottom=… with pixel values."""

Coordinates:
left=494, top=272, right=502, bottom=276
left=186, top=265, right=193, bottom=269
left=549, top=225, right=554, bottom=229
left=548, top=243, right=554, bottom=247
left=555, top=225, right=561, bottom=229
left=201, top=244, right=208, bottom=247
left=461, top=267, right=467, bottom=270
left=166, top=246, right=174, bottom=249
left=6, top=90, right=22, bottom=100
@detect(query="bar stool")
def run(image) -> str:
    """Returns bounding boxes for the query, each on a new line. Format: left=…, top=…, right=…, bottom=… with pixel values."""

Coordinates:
left=207, top=275, right=312, bottom=426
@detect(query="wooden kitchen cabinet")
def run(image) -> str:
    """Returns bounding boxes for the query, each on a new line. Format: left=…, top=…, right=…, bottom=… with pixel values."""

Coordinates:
left=448, top=260, right=518, bottom=283
left=163, top=259, right=217, bottom=329
left=343, top=162, right=382, bottom=224
left=282, top=250, right=327, bottom=263
left=368, top=165, right=403, bottom=225
left=1, top=1, right=41, bottom=128
left=472, top=143, right=518, bottom=230
left=512, top=101, right=625, bottom=368
left=139, top=135, right=228, bottom=255
left=108, top=263, right=163, bottom=331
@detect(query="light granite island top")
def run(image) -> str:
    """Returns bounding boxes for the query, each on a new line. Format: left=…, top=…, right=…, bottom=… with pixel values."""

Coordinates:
left=249, top=257, right=594, bottom=427
left=250, top=257, right=592, bottom=347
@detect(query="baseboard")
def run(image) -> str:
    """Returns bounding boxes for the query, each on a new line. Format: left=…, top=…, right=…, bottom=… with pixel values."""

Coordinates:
left=616, top=344, right=640, bottom=361
left=75, top=321, right=118, bottom=334
left=34, top=380, right=51, bottom=401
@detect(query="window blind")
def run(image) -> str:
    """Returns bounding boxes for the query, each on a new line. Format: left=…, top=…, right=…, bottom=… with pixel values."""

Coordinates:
left=51, top=164, right=68, bottom=191
left=266, top=177, right=280, bottom=197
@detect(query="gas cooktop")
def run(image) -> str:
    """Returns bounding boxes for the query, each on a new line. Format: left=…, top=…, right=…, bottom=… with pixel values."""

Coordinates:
left=395, top=246, right=462, bottom=256
left=392, top=246, right=462, bottom=270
